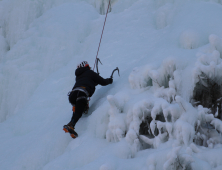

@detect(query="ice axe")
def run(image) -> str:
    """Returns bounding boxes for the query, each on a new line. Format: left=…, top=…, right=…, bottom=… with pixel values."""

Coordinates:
left=110, top=67, right=120, bottom=78
left=96, top=58, right=102, bottom=75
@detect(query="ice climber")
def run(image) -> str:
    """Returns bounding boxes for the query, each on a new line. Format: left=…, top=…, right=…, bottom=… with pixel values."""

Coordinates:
left=63, top=61, right=113, bottom=138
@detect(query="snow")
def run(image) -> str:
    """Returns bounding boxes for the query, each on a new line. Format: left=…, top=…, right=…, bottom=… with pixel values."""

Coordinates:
left=1, top=0, right=222, bottom=169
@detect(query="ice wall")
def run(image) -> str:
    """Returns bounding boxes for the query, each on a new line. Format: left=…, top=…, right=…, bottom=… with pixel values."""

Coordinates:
left=1, top=0, right=222, bottom=170
left=0, top=0, right=100, bottom=122
left=0, top=0, right=124, bottom=122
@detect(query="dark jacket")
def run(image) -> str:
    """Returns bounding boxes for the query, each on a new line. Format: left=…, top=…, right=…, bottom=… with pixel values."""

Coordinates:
left=72, top=67, right=111, bottom=97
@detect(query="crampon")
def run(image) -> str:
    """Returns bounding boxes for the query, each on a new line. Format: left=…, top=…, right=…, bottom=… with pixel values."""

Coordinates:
left=63, top=125, right=78, bottom=139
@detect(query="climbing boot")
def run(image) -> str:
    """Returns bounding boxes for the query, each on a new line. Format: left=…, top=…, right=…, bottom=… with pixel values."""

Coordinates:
left=63, top=124, right=78, bottom=139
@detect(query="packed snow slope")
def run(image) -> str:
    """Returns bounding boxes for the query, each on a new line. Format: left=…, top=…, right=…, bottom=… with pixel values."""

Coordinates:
left=1, top=0, right=222, bottom=170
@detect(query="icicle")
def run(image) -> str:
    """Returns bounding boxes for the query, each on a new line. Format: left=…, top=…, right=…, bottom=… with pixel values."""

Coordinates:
left=215, top=107, right=219, bottom=117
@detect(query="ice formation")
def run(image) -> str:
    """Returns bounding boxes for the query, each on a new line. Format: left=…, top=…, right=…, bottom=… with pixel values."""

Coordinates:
left=103, top=34, right=222, bottom=169
left=1, top=0, right=222, bottom=170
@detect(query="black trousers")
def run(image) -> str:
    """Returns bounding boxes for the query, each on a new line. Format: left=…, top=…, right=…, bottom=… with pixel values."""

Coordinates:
left=68, top=90, right=88, bottom=127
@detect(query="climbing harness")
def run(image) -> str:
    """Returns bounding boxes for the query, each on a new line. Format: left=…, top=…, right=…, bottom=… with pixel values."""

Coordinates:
left=70, top=87, right=89, bottom=97
left=68, top=87, right=90, bottom=114
left=67, top=87, right=89, bottom=99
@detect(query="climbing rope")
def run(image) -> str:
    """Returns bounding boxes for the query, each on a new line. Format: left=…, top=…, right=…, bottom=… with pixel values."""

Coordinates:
left=93, top=0, right=111, bottom=71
